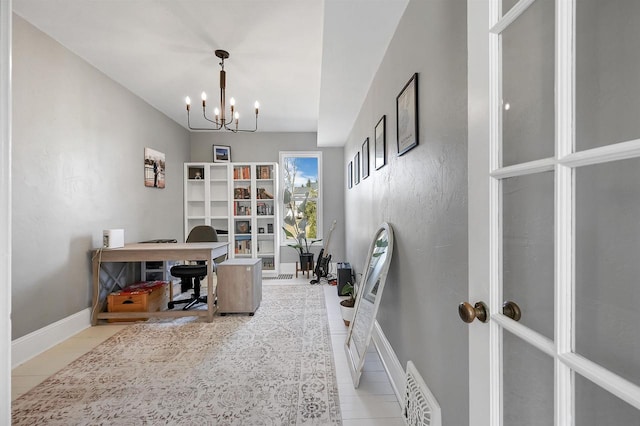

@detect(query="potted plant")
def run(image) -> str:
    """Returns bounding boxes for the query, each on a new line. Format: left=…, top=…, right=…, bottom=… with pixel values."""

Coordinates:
left=282, top=189, right=321, bottom=270
left=339, top=281, right=356, bottom=326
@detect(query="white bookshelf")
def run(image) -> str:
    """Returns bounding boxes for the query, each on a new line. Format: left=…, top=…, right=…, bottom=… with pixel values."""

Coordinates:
left=183, top=162, right=279, bottom=275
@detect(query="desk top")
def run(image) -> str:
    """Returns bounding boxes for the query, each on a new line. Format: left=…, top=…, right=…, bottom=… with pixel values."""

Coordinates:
left=93, top=242, right=229, bottom=262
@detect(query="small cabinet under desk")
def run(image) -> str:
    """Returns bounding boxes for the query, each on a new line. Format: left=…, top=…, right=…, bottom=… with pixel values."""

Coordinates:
left=217, top=258, right=262, bottom=315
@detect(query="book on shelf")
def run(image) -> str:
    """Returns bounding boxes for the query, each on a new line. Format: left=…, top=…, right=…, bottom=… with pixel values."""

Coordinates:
left=234, top=202, right=251, bottom=216
left=257, top=165, right=272, bottom=180
left=234, top=187, right=251, bottom=199
left=256, top=188, right=274, bottom=199
left=234, top=239, right=252, bottom=254
left=261, top=256, right=275, bottom=270
left=256, top=202, right=274, bottom=216
left=233, top=166, right=251, bottom=180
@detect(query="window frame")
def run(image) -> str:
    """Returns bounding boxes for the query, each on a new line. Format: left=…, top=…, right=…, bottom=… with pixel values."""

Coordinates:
left=279, top=151, right=323, bottom=245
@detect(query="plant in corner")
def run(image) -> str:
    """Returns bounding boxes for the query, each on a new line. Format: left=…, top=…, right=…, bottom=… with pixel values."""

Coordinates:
left=339, top=281, right=356, bottom=326
left=282, top=188, right=321, bottom=271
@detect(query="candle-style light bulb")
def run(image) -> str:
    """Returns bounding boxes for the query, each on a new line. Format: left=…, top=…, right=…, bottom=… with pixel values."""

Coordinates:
left=185, top=96, right=191, bottom=111
left=254, top=101, right=260, bottom=115
left=234, top=111, right=239, bottom=120
left=214, top=107, right=220, bottom=117
left=201, top=92, right=207, bottom=107
left=230, top=97, right=236, bottom=107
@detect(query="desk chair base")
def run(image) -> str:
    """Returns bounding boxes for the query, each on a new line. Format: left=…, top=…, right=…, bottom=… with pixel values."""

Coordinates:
left=168, top=294, right=207, bottom=310
left=168, top=275, right=207, bottom=311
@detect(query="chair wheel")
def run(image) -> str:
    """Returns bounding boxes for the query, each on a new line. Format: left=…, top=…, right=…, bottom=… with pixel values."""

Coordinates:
left=168, top=302, right=175, bottom=309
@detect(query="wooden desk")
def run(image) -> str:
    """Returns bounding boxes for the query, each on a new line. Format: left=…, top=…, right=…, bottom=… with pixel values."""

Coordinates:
left=91, top=242, right=229, bottom=325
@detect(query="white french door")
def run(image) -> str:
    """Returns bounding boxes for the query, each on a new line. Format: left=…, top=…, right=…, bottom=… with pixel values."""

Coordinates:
left=468, top=0, right=640, bottom=425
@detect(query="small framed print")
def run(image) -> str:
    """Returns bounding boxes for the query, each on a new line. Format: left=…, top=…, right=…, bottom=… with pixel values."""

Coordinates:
left=213, top=145, right=231, bottom=163
left=144, top=147, right=165, bottom=188
left=361, top=138, right=370, bottom=179
left=375, top=115, right=386, bottom=170
left=396, top=73, right=419, bottom=156
left=354, top=152, right=360, bottom=185
left=347, top=161, right=353, bottom=189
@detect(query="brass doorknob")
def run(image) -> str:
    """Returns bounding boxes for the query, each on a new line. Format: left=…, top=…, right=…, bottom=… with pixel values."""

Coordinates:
left=502, top=301, right=522, bottom=321
left=458, top=301, right=489, bottom=323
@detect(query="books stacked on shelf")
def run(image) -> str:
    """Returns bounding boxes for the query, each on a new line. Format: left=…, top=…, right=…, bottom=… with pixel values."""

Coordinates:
left=234, top=187, right=251, bottom=199
left=233, top=166, right=251, bottom=180
left=256, top=188, right=274, bottom=199
left=256, top=202, right=274, bottom=216
left=235, top=235, right=252, bottom=254
left=234, top=202, right=251, bottom=216
left=257, top=165, right=272, bottom=180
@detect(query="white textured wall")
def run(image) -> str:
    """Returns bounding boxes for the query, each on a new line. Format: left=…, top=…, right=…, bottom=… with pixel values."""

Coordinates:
left=11, top=15, right=189, bottom=339
left=189, top=131, right=345, bottom=264
left=343, top=0, right=468, bottom=424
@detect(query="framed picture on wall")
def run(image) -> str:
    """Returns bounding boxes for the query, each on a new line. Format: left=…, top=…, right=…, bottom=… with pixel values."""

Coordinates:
left=213, top=145, right=231, bottom=163
left=361, top=138, right=370, bottom=179
left=347, top=161, right=353, bottom=189
left=396, top=73, right=419, bottom=156
left=354, top=152, right=361, bottom=185
left=144, top=147, right=165, bottom=188
left=375, top=115, right=386, bottom=170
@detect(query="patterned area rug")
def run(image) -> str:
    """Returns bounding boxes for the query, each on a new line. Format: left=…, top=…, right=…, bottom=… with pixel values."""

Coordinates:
left=12, top=285, right=342, bottom=425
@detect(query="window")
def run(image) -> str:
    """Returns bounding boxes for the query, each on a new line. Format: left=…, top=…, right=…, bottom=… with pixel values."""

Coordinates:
left=279, top=151, right=323, bottom=245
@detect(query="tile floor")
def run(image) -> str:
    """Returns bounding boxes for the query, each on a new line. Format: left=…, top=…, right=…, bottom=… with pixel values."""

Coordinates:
left=12, top=276, right=404, bottom=424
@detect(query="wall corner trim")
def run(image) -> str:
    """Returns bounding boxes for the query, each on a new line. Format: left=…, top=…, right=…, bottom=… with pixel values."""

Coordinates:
left=11, top=308, right=91, bottom=369
left=372, top=320, right=406, bottom=408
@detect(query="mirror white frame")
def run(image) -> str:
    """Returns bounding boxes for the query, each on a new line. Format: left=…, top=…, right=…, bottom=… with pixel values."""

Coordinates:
left=344, top=222, right=394, bottom=387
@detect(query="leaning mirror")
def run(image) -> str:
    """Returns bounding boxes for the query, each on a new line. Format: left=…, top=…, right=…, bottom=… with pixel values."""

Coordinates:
left=344, top=222, right=394, bottom=387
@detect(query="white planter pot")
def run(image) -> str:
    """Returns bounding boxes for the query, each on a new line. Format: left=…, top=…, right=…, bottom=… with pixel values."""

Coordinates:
left=340, top=303, right=354, bottom=326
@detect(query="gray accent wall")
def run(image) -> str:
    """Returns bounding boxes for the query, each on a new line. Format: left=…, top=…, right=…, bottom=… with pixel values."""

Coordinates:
left=189, top=132, right=345, bottom=264
left=343, top=0, right=468, bottom=424
left=12, top=15, right=189, bottom=339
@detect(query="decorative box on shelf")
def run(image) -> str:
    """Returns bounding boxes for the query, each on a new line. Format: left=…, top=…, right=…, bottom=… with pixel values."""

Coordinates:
left=107, top=281, right=169, bottom=322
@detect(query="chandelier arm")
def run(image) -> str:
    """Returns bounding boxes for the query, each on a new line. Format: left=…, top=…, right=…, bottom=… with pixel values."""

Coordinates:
left=187, top=111, right=224, bottom=131
left=222, top=115, right=258, bottom=133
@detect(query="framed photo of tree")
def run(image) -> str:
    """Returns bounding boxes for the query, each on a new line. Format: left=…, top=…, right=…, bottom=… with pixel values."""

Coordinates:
left=396, top=73, right=419, bottom=156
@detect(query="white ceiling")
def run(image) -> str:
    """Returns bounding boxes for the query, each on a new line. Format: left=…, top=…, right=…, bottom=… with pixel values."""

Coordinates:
left=12, top=0, right=408, bottom=147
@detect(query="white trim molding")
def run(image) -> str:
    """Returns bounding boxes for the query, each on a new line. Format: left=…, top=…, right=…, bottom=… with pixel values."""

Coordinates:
left=11, top=308, right=91, bottom=369
left=371, top=320, right=405, bottom=407
left=1, top=0, right=12, bottom=422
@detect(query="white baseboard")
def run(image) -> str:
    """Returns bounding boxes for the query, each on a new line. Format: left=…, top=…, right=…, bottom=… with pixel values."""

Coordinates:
left=372, top=320, right=406, bottom=408
left=11, top=308, right=91, bottom=369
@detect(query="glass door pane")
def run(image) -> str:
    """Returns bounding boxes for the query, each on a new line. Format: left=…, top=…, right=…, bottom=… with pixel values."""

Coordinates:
left=502, top=172, right=555, bottom=339
left=575, top=374, right=640, bottom=426
left=501, top=0, right=555, bottom=166
left=575, top=158, right=640, bottom=388
left=576, top=0, right=640, bottom=151
left=503, top=332, right=554, bottom=425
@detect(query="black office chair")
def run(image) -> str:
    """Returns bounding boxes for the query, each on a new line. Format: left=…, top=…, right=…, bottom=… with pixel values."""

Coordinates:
left=168, top=225, right=226, bottom=310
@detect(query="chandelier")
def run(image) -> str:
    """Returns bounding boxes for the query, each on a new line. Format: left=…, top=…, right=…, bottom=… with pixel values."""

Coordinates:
left=185, top=49, right=259, bottom=132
